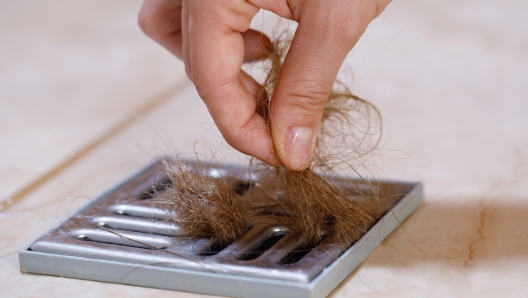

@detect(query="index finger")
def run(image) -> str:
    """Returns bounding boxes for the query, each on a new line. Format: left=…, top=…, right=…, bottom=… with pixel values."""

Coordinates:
left=185, top=0, right=275, bottom=164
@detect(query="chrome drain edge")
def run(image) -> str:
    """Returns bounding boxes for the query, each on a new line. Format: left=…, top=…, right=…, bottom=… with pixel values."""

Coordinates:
left=19, top=160, right=423, bottom=298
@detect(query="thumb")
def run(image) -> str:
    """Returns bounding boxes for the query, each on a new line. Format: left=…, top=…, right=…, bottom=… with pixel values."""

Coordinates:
left=270, top=8, right=368, bottom=171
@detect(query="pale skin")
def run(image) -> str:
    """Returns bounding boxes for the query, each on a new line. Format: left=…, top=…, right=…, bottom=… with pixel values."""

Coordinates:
left=139, top=0, right=391, bottom=171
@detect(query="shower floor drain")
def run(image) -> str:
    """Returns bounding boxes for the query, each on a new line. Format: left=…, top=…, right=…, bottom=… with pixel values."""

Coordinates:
left=19, top=159, right=422, bottom=298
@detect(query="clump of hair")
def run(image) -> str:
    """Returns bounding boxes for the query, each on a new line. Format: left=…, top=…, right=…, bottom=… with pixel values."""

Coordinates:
left=156, top=159, right=249, bottom=245
left=158, top=33, right=384, bottom=246
left=253, top=36, right=383, bottom=244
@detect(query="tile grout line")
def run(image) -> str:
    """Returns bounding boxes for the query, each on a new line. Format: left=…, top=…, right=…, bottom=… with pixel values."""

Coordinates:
left=0, top=79, right=192, bottom=212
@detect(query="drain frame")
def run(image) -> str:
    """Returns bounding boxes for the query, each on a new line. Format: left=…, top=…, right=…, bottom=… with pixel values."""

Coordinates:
left=19, top=159, right=423, bottom=298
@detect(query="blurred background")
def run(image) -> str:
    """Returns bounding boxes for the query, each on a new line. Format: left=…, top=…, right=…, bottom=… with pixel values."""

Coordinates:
left=1, top=1, right=527, bottom=297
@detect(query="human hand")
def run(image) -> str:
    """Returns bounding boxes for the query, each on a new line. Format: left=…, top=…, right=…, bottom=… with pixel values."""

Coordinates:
left=139, top=0, right=391, bottom=171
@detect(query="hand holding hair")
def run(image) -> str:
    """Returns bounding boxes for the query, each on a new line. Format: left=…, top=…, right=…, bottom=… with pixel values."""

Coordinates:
left=139, top=0, right=391, bottom=171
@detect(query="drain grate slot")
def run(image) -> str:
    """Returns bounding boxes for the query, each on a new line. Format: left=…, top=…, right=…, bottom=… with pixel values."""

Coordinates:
left=109, top=204, right=171, bottom=220
left=140, top=179, right=172, bottom=199
left=282, top=236, right=327, bottom=265
left=241, top=230, right=288, bottom=261
left=198, top=241, right=230, bottom=256
left=232, top=180, right=255, bottom=196
left=92, top=216, right=180, bottom=236
left=72, top=228, right=171, bottom=249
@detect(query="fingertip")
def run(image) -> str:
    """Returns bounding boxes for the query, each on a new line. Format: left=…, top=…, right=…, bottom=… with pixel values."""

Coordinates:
left=273, top=126, right=317, bottom=171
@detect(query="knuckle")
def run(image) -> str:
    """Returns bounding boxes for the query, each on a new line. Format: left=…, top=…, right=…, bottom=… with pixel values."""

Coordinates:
left=222, top=133, right=241, bottom=151
left=321, top=3, right=377, bottom=47
left=282, top=87, right=328, bottom=118
left=138, top=10, right=157, bottom=37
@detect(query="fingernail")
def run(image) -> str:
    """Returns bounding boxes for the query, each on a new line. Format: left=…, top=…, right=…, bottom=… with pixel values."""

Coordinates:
left=286, top=127, right=314, bottom=170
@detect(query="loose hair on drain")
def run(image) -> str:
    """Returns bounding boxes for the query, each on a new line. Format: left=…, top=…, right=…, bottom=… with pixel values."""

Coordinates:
left=154, top=35, right=384, bottom=246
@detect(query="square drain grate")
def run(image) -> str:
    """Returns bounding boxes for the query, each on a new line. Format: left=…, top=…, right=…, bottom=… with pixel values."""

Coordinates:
left=19, top=159, right=423, bottom=298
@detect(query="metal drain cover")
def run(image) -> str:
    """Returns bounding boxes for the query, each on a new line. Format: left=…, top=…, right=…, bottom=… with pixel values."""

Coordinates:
left=19, top=159, right=422, bottom=298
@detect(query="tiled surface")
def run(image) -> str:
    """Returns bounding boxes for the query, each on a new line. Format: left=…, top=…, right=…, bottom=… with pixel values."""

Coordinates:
left=1, top=0, right=527, bottom=297
left=0, top=0, right=186, bottom=201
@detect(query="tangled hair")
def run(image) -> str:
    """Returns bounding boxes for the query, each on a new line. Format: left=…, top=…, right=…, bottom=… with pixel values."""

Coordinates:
left=158, top=161, right=250, bottom=244
left=155, top=35, right=384, bottom=246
